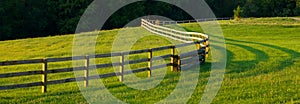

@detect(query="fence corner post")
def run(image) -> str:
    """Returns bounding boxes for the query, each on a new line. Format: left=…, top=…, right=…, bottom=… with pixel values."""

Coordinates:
left=42, top=58, right=48, bottom=93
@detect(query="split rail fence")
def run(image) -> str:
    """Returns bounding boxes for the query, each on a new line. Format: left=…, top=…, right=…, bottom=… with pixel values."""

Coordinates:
left=0, top=41, right=207, bottom=93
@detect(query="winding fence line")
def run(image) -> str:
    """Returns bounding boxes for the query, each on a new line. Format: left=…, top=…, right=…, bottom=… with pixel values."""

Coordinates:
left=0, top=42, right=206, bottom=93
left=0, top=19, right=210, bottom=93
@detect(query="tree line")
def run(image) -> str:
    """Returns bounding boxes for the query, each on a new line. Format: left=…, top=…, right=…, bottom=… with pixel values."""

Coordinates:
left=0, top=0, right=299, bottom=40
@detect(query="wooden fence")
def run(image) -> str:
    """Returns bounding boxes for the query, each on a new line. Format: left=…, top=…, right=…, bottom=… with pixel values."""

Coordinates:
left=0, top=41, right=207, bottom=93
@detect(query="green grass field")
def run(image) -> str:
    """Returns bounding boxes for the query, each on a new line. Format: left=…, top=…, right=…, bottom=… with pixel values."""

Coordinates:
left=0, top=17, right=299, bottom=103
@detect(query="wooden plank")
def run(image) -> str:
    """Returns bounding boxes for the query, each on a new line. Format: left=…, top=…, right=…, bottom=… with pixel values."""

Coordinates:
left=48, top=55, right=86, bottom=62
left=95, top=62, right=121, bottom=68
left=42, top=58, right=47, bottom=93
left=123, top=67, right=148, bottom=75
left=48, top=77, right=85, bottom=85
left=0, top=70, right=43, bottom=78
left=148, top=49, right=152, bottom=77
left=84, top=55, right=89, bottom=87
left=88, top=72, right=119, bottom=80
left=151, top=63, right=171, bottom=70
left=0, top=59, right=43, bottom=66
left=174, top=42, right=195, bottom=48
left=181, top=57, right=200, bottom=65
left=47, top=66, right=85, bottom=74
left=125, top=58, right=149, bottom=65
left=95, top=52, right=121, bottom=58
left=0, top=82, right=43, bottom=90
left=126, top=49, right=149, bottom=55
left=152, top=46, right=173, bottom=51
left=99, top=72, right=119, bottom=78
left=89, top=67, right=149, bottom=80
left=152, top=54, right=172, bottom=61
left=47, top=57, right=72, bottom=62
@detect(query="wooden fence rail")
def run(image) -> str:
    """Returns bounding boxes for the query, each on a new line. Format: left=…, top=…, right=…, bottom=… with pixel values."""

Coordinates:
left=141, top=19, right=209, bottom=43
left=0, top=41, right=207, bottom=93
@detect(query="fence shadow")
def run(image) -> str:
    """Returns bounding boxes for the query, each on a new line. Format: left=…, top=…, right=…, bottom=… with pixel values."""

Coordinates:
left=226, top=40, right=296, bottom=76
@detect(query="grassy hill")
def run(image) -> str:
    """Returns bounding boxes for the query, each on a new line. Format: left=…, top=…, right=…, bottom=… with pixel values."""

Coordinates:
left=0, top=17, right=299, bottom=103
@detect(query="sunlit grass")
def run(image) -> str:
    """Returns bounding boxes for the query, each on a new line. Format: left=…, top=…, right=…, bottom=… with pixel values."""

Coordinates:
left=0, top=17, right=299, bottom=103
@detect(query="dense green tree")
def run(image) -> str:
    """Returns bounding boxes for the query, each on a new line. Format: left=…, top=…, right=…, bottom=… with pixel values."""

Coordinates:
left=294, top=0, right=300, bottom=15
left=0, top=0, right=50, bottom=40
left=0, top=0, right=299, bottom=41
left=242, top=0, right=297, bottom=17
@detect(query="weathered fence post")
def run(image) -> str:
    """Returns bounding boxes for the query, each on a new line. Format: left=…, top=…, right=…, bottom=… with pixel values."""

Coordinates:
left=84, top=55, right=89, bottom=87
left=205, top=39, right=209, bottom=58
left=119, top=53, right=124, bottom=82
left=177, top=55, right=181, bottom=71
left=42, top=58, right=47, bottom=93
left=148, top=49, right=152, bottom=77
left=171, top=46, right=175, bottom=71
left=196, top=41, right=201, bottom=50
left=173, top=55, right=181, bottom=72
left=155, top=20, right=160, bottom=25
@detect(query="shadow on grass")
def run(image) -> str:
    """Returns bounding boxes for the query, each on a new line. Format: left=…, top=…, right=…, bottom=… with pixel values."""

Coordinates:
left=210, top=35, right=299, bottom=77
left=225, top=42, right=269, bottom=74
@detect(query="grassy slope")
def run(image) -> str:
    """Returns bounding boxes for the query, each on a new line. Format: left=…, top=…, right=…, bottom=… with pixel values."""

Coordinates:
left=0, top=17, right=300, bottom=103
left=182, top=17, right=300, bottom=103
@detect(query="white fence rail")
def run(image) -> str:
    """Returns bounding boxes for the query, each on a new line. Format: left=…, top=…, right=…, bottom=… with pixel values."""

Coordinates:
left=141, top=19, right=209, bottom=44
left=141, top=19, right=210, bottom=58
left=146, top=17, right=232, bottom=25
